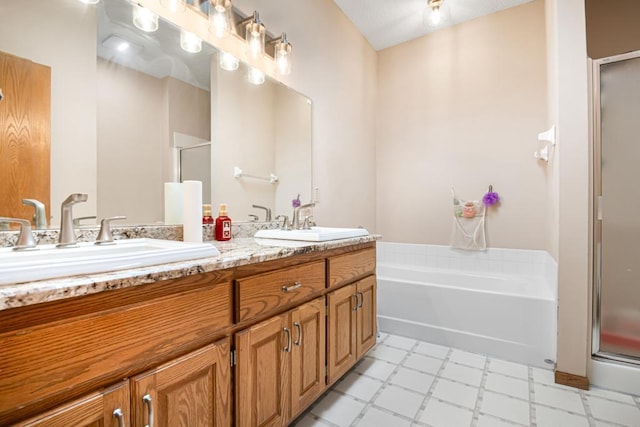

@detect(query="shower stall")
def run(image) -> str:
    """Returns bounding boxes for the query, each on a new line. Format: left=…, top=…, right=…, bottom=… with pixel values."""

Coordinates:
left=592, top=50, right=640, bottom=366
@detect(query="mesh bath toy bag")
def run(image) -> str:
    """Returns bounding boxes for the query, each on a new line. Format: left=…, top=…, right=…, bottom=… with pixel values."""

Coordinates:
left=450, top=187, right=486, bottom=251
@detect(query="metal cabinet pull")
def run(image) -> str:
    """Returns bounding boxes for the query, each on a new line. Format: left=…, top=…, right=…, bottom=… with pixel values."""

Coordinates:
left=357, top=291, right=364, bottom=309
left=282, top=282, right=302, bottom=292
left=293, top=322, right=302, bottom=346
left=143, top=394, right=154, bottom=427
left=112, top=408, right=125, bottom=427
left=352, top=294, right=358, bottom=311
left=283, top=327, right=292, bottom=352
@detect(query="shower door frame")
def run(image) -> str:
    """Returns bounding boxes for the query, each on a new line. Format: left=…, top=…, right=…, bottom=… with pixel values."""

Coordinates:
left=591, top=49, right=640, bottom=366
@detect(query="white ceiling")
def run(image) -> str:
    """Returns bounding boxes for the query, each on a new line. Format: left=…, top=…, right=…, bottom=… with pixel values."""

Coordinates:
left=334, top=0, right=535, bottom=51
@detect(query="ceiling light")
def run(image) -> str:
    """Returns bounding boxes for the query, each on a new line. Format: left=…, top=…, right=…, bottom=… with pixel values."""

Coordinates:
left=247, top=67, right=265, bottom=85
left=243, top=11, right=266, bottom=60
left=209, top=0, right=232, bottom=38
left=428, top=0, right=443, bottom=25
left=102, top=35, right=142, bottom=54
left=219, top=51, right=239, bottom=71
left=180, top=30, right=202, bottom=53
left=271, top=33, right=292, bottom=76
left=133, top=5, right=159, bottom=33
left=160, top=0, right=186, bottom=13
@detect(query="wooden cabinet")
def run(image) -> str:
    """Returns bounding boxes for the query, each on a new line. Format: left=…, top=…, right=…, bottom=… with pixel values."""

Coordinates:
left=132, top=338, right=231, bottom=427
left=327, top=276, right=377, bottom=385
left=236, top=298, right=325, bottom=426
left=14, top=380, right=129, bottom=427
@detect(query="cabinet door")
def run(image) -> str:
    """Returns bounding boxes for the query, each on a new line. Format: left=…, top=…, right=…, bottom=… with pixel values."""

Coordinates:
left=327, top=283, right=357, bottom=384
left=15, top=380, right=129, bottom=427
left=236, top=313, right=290, bottom=427
left=290, top=298, right=326, bottom=419
left=131, top=338, right=231, bottom=427
left=356, top=276, right=377, bottom=358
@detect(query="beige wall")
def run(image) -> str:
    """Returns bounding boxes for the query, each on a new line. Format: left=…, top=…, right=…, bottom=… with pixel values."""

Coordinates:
left=585, top=0, right=640, bottom=59
left=1, top=0, right=97, bottom=223
left=376, top=0, right=549, bottom=250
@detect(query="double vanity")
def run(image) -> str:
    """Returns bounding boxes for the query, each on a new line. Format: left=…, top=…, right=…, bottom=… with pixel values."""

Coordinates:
left=0, top=230, right=378, bottom=426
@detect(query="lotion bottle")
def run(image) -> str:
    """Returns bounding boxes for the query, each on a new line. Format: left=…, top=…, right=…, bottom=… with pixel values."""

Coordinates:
left=202, top=204, right=214, bottom=224
left=215, top=203, right=232, bottom=241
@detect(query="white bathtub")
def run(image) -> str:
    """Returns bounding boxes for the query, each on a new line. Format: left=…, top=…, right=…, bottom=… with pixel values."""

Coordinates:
left=377, top=243, right=557, bottom=368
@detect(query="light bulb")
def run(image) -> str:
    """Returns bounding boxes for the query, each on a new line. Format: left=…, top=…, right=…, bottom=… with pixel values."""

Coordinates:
left=247, top=67, right=265, bottom=85
left=431, top=6, right=441, bottom=25
left=160, top=0, right=186, bottom=13
left=133, top=5, right=159, bottom=33
left=209, top=1, right=231, bottom=38
left=180, top=30, right=202, bottom=53
left=248, top=32, right=263, bottom=58
left=219, top=52, right=239, bottom=71
left=245, top=13, right=265, bottom=59
left=274, top=33, right=292, bottom=75
left=116, top=41, right=130, bottom=52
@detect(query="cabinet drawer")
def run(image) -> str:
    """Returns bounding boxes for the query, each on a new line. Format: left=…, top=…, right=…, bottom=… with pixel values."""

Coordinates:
left=237, top=261, right=325, bottom=322
left=327, top=248, right=376, bottom=289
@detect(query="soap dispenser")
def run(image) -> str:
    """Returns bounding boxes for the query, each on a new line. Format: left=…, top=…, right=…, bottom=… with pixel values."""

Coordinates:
left=215, top=203, right=232, bottom=241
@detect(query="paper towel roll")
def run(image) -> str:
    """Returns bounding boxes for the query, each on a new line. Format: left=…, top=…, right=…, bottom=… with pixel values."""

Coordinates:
left=183, top=180, right=203, bottom=243
left=164, top=182, right=183, bottom=225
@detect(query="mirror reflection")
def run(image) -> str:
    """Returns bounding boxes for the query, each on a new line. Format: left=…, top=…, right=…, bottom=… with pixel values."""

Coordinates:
left=0, top=0, right=311, bottom=229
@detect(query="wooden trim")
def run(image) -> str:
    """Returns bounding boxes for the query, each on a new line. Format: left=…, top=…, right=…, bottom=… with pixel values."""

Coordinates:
left=555, top=371, right=590, bottom=390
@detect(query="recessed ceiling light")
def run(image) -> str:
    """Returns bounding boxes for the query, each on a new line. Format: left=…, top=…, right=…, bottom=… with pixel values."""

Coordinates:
left=102, top=35, right=142, bottom=55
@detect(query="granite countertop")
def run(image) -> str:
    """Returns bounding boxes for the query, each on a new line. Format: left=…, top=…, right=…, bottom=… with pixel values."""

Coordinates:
left=0, top=236, right=379, bottom=312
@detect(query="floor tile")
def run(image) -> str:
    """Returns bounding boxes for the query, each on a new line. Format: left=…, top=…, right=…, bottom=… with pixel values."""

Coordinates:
left=354, top=357, right=397, bottom=381
left=389, top=367, right=435, bottom=393
left=480, top=390, right=530, bottom=425
left=418, top=399, right=473, bottom=427
left=476, top=414, right=522, bottom=427
left=367, top=344, right=408, bottom=364
left=531, top=367, right=555, bottom=385
left=488, top=358, right=529, bottom=380
left=440, top=362, right=483, bottom=387
left=485, top=372, right=530, bottom=400
left=586, top=386, right=638, bottom=405
left=535, top=405, right=590, bottom=427
left=373, top=385, right=424, bottom=419
left=355, top=406, right=412, bottom=427
left=291, top=415, right=333, bottom=427
left=377, top=332, right=388, bottom=342
left=431, top=378, right=479, bottom=409
left=534, top=383, right=585, bottom=414
left=383, top=335, right=417, bottom=350
left=311, top=391, right=366, bottom=427
left=449, top=349, right=487, bottom=369
left=403, top=353, right=444, bottom=374
left=587, top=396, right=640, bottom=427
left=414, top=341, right=450, bottom=359
left=334, top=372, right=383, bottom=402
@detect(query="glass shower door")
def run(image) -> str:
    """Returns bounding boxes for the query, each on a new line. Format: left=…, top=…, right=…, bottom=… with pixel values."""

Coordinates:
left=594, top=51, right=640, bottom=362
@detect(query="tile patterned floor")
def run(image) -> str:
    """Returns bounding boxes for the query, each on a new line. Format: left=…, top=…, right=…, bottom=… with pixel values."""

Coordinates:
left=292, top=333, right=640, bottom=427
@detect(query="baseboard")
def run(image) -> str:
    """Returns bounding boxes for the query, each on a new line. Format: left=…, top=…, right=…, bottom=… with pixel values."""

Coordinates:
left=555, top=370, right=589, bottom=390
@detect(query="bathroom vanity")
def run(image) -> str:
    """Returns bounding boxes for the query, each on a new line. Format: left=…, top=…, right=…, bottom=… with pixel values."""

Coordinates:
left=0, top=236, right=377, bottom=426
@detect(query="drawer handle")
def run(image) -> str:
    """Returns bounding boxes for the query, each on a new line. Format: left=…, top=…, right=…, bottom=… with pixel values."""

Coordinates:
left=352, top=294, right=358, bottom=311
left=357, top=291, right=364, bottom=309
left=283, top=327, right=292, bottom=352
left=282, top=282, right=302, bottom=292
left=113, top=408, right=125, bottom=427
left=143, top=394, right=154, bottom=427
left=293, top=322, right=302, bottom=346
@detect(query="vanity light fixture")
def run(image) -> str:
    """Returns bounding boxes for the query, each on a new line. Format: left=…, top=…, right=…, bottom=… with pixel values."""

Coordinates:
left=270, top=32, right=292, bottom=75
left=219, top=51, right=239, bottom=71
left=180, top=29, right=202, bottom=53
left=209, top=0, right=232, bottom=38
left=247, top=66, right=265, bottom=85
left=428, top=0, right=443, bottom=25
left=160, top=0, right=186, bottom=13
left=241, top=11, right=266, bottom=60
left=133, top=4, right=159, bottom=33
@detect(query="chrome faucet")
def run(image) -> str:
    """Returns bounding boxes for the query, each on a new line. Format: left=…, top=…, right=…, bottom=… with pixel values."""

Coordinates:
left=57, top=193, right=88, bottom=247
left=292, top=202, right=315, bottom=230
left=251, top=204, right=272, bottom=222
left=22, top=199, right=47, bottom=229
left=0, top=217, right=37, bottom=250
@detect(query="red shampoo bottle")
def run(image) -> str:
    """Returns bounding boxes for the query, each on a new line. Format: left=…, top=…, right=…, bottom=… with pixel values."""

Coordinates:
left=215, top=203, right=232, bottom=241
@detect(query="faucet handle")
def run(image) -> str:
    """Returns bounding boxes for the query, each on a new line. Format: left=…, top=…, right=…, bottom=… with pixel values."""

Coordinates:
left=73, top=216, right=97, bottom=227
left=0, top=217, right=37, bottom=251
left=95, top=216, right=126, bottom=244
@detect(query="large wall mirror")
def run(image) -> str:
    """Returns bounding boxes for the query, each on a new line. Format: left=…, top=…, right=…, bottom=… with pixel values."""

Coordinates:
left=0, top=0, right=311, bottom=228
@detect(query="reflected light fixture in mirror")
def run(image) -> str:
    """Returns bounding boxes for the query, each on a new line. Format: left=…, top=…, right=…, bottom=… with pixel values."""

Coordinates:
left=219, top=51, right=239, bottom=71
left=79, top=0, right=100, bottom=4
left=161, top=0, right=186, bottom=13
left=209, top=0, right=232, bottom=38
left=272, top=32, right=292, bottom=76
left=133, top=4, right=159, bottom=32
left=247, top=67, right=265, bottom=85
left=180, top=30, right=202, bottom=53
left=428, top=0, right=443, bottom=25
left=243, top=11, right=266, bottom=60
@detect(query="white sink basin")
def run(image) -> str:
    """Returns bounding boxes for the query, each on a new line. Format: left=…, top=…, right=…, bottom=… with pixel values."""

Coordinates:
left=0, top=238, right=220, bottom=285
left=254, top=227, right=369, bottom=242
